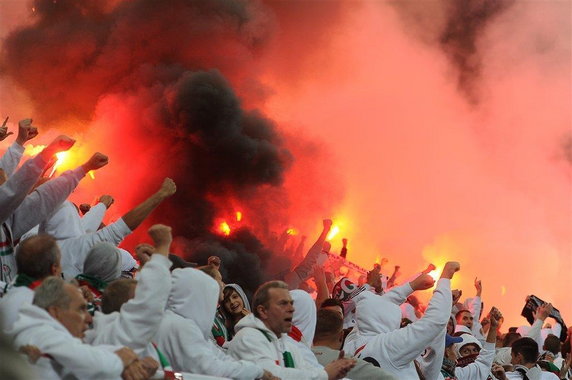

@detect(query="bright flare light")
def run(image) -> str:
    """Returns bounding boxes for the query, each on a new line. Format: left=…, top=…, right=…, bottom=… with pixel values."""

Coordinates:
left=219, top=221, right=231, bottom=236
left=49, top=151, right=69, bottom=177
left=326, top=226, right=340, bottom=241
left=427, top=268, right=440, bottom=281
left=24, top=144, right=46, bottom=156
left=236, top=211, right=242, bottom=222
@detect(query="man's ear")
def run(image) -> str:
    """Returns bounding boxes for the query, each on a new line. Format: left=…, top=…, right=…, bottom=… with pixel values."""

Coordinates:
left=256, top=305, right=267, bottom=320
left=46, top=305, right=60, bottom=320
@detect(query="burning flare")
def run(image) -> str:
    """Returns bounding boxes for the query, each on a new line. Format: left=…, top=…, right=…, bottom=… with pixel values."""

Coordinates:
left=326, top=225, right=340, bottom=241
left=219, top=221, right=231, bottom=236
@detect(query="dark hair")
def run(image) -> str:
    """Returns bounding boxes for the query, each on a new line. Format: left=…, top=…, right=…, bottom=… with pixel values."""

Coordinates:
left=320, top=298, right=344, bottom=310
left=543, top=334, right=561, bottom=355
left=16, top=235, right=59, bottom=279
left=101, top=279, right=137, bottom=314
left=252, top=281, right=288, bottom=318
left=455, top=309, right=471, bottom=320
left=511, top=337, right=539, bottom=364
left=502, top=332, right=522, bottom=347
left=314, top=309, right=343, bottom=342
left=169, top=254, right=196, bottom=271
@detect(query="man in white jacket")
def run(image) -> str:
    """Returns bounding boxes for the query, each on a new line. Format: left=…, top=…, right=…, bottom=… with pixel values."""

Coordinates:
left=0, top=235, right=62, bottom=332
left=9, top=276, right=157, bottom=380
left=0, top=129, right=76, bottom=284
left=39, top=177, right=176, bottom=279
left=1, top=152, right=109, bottom=284
left=347, top=261, right=460, bottom=379
left=492, top=337, right=559, bottom=380
left=84, top=224, right=172, bottom=360
left=228, top=280, right=356, bottom=380
left=154, top=267, right=276, bottom=379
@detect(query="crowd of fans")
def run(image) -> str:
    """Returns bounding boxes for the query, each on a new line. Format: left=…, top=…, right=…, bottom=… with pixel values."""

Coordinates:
left=0, top=119, right=570, bottom=380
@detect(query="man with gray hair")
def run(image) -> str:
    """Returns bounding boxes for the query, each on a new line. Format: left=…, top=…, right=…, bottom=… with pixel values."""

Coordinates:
left=0, top=234, right=61, bottom=332
left=9, top=277, right=157, bottom=380
left=228, top=280, right=356, bottom=380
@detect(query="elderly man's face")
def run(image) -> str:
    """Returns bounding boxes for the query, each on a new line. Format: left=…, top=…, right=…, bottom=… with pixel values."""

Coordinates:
left=258, top=288, right=294, bottom=337
left=53, top=284, right=93, bottom=339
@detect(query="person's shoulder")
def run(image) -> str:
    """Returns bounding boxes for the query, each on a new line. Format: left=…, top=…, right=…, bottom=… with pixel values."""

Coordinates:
left=540, top=371, right=560, bottom=380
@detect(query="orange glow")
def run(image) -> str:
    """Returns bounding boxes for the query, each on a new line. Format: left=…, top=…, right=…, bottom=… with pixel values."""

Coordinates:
left=501, top=285, right=507, bottom=296
left=236, top=211, right=242, bottom=222
left=219, top=221, right=231, bottom=236
left=326, top=225, right=340, bottom=241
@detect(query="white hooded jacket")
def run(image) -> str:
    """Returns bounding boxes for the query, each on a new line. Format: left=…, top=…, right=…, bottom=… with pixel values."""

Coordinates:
left=84, top=254, right=172, bottom=357
left=154, top=268, right=263, bottom=379
left=228, top=313, right=328, bottom=380
left=284, top=289, right=322, bottom=369
left=349, top=279, right=452, bottom=379
left=9, top=303, right=123, bottom=380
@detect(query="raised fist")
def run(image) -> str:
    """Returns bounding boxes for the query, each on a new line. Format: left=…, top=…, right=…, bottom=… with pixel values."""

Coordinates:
left=440, top=262, right=460, bottom=280
left=411, top=273, right=435, bottom=291
left=16, top=118, right=39, bottom=145
left=42, top=135, right=75, bottom=158
left=148, top=224, right=172, bottom=251
left=98, top=195, right=114, bottom=209
left=83, top=152, right=109, bottom=172
left=158, top=178, right=176, bottom=198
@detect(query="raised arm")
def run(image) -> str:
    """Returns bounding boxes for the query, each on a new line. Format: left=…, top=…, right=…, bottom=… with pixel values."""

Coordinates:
left=0, top=118, right=37, bottom=176
left=93, top=225, right=173, bottom=354
left=285, top=219, right=332, bottom=288
left=383, top=262, right=458, bottom=368
left=121, top=178, right=176, bottom=231
left=10, top=153, right=109, bottom=241
left=0, top=134, right=75, bottom=224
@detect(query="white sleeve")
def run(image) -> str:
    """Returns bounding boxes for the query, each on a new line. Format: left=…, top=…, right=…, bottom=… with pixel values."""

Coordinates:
left=550, top=322, right=562, bottom=339
left=417, top=325, right=446, bottom=380
left=526, top=319, right=544, bottom=349
left=380, top=282, right=414, bottom=306
left=9, top=167, right=86, bottom=241
left=378, top=279, right=452, bottom=368
left=454, top=342, right=495, bottom=380
left=228, top=329, right=327, bottom=380
left=169, top=321, right=264, bottom=380
left=81, top=203, right=106, bottom=233
left=15, top=328, right=123, bottom=379
left=0, top=154, right=49, bottom=224
left=0, top=142, right=24, bottom=176
left=62, top=218, right=132, bottom=277
left=105, top=254, right=172, bottom=354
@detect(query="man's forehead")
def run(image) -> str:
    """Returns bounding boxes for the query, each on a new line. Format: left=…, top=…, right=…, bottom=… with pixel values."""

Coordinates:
left=269, top=287, right=292, bottom=301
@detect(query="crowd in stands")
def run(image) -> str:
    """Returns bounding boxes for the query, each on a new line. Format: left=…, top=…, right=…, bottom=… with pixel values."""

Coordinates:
left=0, top=118, right=570, bottom=380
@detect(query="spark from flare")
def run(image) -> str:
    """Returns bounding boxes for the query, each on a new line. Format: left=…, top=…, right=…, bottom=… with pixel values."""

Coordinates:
left=236, top=211, right=242, bottom=222
left=287, top=228, right=297, bottom=235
